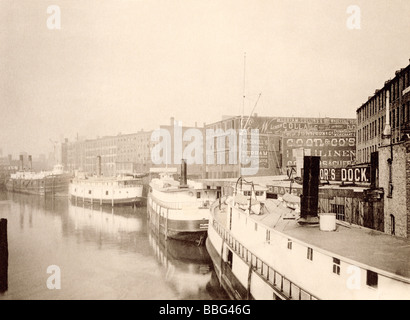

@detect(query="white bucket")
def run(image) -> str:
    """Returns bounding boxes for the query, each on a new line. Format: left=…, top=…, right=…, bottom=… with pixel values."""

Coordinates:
left=319, top=213, right=336, bottom=231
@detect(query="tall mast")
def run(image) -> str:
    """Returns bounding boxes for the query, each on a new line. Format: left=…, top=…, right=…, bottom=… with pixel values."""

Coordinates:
left=241, top=52, right=246, bottom=130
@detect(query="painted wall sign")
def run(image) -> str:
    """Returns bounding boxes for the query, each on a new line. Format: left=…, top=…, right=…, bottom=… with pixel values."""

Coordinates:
left=319, top=166, right=370, bottom=183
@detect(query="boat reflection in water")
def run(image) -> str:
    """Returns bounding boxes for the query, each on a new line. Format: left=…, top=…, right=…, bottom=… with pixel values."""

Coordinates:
left=148, top=227, right=215, bottom=298
left=68, top=202, right=142, bottom=235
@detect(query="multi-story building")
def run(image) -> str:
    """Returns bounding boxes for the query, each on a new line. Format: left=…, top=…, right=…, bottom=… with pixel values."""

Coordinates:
left=205, top=115, right=356, bottom=179
left=151, top=117, right=206, bottom=179
left=356, top=60, right=410, bottom=164
left=66, top=131, right=154, bottom=176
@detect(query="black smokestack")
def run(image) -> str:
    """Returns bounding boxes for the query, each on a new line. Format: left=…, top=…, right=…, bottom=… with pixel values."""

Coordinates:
left=300, top=156, right=320, bottom=221
left=370, top=151, right=378, bottom=189
left=180, top=159, right=187, bottom=187
left=28, top=155, right=32, bottom=171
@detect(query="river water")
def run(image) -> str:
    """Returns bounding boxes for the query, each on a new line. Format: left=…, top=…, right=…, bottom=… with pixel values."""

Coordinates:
left=0, top=191, right=227, bottom=300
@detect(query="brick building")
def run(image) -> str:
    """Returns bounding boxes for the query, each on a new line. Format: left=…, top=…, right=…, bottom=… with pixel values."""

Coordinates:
left=205, top=115, right=356, bottom=179
left=66, top=131, right=153, bottom=176
left=379, top=140, right=410, bottom=238
left=356, top=61, right=410, bottom=164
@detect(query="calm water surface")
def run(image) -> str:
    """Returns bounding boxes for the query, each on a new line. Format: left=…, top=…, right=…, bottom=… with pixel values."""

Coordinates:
left=0, top=191, right=227, bottom=300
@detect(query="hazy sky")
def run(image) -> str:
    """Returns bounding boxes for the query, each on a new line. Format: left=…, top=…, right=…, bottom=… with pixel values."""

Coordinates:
left=1, top=0, right=410, bottom=157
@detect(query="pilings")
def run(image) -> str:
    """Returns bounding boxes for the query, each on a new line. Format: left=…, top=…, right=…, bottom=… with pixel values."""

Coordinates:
left=0, top=218, right=8, bottom=293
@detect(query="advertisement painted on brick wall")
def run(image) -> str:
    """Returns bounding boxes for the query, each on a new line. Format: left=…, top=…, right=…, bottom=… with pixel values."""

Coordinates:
left=245, top=117, right=357, bottom=134
left=282, top=130, right=356, bottom=168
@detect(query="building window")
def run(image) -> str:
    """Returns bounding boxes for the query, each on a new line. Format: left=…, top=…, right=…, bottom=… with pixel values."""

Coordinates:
left=390, top=214, right=395, bottom=235
left=287, top=239, right=292, bottom=250
left=331, top=204, right=345, bottom=221
left=333, top=258, right=340, bottom=275
left=307, top=247, right=313, bottom=261
left=366, top=270, right=378, bottom=288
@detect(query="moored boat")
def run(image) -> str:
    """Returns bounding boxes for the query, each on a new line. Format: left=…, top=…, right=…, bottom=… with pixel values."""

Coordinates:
left=69, top=156, right=144, bottom=206
left=206, top=156, right=410, bottom=300
left=147, top=160, right=219, bottom=244
left=69, top=174, right=143, bottom=206
left=5, top=157, right=71, bottom=196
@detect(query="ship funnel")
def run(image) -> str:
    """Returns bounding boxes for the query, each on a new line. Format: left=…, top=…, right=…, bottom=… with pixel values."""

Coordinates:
left=28, top=155, right=32, bottom=171
left=299, top=156, right=320, bottom=225
left=180, top=159, right=187, bottom=187
left=97, top=156, right=102, bottom=177
left=19, top=155, right=24, bottom=171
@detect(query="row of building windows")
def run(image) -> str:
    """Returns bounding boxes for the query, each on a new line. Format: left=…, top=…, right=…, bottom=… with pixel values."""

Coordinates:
left=357, top=66, right=410, bottom=125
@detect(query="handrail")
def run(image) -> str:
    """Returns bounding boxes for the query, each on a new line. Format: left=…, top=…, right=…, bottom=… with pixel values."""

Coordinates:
left=211, top=217, right=318, bottom=300
left=149, top=193, right=212, bottom=210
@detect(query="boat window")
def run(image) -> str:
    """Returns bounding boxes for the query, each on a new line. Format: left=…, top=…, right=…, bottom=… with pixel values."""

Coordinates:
left=197, top=192, right=201, bottom=199
left=366, top=270, right=378, bottom=288
left=88, top=190, right=92, bottom=194
left=287, top=239, right=292, bottom=250
left=333, top=258, right=340, bottom=275
left=227, top=250, right=233, bottom=268
left=307, top=247, right=313, bottom=260
left=106, top=191, right=109, bottom=195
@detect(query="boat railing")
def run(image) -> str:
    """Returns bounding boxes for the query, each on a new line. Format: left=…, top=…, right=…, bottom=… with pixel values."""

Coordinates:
left=211, top=218, right=319, bottom=300
left=150, top=193, right=212, bottom=210
left=71, top=180, right=142, bottom=189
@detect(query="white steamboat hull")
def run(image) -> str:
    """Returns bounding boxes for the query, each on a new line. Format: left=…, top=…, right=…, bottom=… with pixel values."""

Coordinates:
left=69, top=182, right=143, bottom=206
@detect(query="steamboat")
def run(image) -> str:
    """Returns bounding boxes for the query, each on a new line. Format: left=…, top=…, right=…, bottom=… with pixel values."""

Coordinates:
left=206, top=156, right=410, bottom=300
left=69, top=156, right=143, bottom=206
left=6, top=155, right=71, bottom=196
left=147, top=160, right=219, bottom=244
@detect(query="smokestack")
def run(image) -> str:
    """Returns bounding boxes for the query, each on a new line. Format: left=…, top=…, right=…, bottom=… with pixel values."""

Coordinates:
left=383, top=91, right=391, bottom=137
left=97, top=156, right=102, bottom=177
left=28, top=155, right=32, bottom=171
left=19, top=155, right=24, bottom=171
left=180, top=159, right=187, bottom=187
left=370, top=151, right=379, bottom=189
left=299, top=156, right=320, bottom=225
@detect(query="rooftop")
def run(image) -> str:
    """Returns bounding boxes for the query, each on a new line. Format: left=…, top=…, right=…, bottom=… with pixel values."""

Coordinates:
left=216, top=198, right=410, bottom=282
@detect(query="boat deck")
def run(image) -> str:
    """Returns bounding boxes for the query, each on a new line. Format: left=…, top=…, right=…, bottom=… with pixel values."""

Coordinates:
left=213, top=199, right=410, bottom=281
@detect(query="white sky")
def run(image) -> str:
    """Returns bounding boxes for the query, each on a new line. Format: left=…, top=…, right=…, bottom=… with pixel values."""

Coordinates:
left=1, top=0, right=410, bottom=157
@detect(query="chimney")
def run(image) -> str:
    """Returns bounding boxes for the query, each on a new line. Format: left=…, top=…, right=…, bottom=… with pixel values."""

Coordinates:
left=28, top=155, right=32, bottom=171
left=299, top=156, right=320, bottom=225
left=370, top=151, right=379, bottom=189
left=382, top=90, right=391, bottom=145
left=97, top=156, right=102, bottom=177
left=180, top=159, right=187, bottom=187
